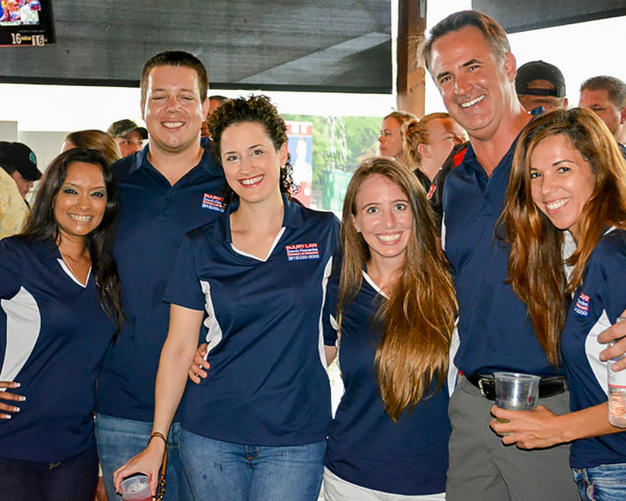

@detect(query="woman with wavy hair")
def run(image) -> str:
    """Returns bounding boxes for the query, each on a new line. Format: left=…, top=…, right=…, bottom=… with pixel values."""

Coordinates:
left=0, top=148, right=122, bottom=500
left=113, top=95, right=339, bottom=501
left=322, top=157, right=457, bottom=500
left=495, top=108, right=626, bottom=500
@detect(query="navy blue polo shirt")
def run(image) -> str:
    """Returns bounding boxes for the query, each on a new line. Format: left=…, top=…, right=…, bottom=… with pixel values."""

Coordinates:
left=323, top=270, right=450, bottom=495
left=96, top=145, right=226, bottom=422
left=0, top=237, right=114, bottom=462
left=562, top=229, right=626, bottom=468
left=442, top=140, right=564, bottom=377
left=163, top=196, right=340, bottom=446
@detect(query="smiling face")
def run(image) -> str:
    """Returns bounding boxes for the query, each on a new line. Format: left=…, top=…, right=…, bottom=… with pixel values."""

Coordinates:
left=353, top=174, right=412, bottom=267
left=220, top=121, right=287, bottom=205
left=378, top=117, right=404, bottom=159
left=54, top=161, right=107, bottom=242
left=529, top=134, right=595, bottom=241
left=429, top=26, right=516, bottom=142
left=141, top=65, right=209, bottom=155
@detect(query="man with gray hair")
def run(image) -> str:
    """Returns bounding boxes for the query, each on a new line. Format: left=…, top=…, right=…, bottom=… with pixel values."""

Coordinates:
left=421, top=10, right=578, bottom=500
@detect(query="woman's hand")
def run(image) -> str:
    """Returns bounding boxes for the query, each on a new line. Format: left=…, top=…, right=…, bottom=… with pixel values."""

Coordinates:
left=599, top=311, right=626, bottom=371
left=489, top=405, right=567, bottom=449
left=0, top=381, right=24, bottom=419
left=112, top=439, right=165, bottom=497
left=188, top=343, right=210, bottom=384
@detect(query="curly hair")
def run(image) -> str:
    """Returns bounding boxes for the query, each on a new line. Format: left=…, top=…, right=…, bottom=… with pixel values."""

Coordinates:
left=21, top=148, right=123, bottom=336
left=208, top=94, right=294, bottom=206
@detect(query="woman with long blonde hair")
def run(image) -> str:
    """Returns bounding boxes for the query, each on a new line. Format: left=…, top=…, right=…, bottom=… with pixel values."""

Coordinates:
left=322, top=157, right=457, bottom=499
left=495, top=108, right=626, bottom=500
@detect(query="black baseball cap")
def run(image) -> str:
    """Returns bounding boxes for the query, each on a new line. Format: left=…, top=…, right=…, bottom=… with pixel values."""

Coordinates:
left=107, top=119, right=148, bottom=140
left=516, top=60, right=566, bottom=98
left=0, top=141, right=41, bottom=181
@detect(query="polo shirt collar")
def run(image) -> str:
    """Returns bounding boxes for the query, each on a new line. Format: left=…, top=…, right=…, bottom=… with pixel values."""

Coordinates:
left=218, top=194, right=305, bottom=244
left=128, top=142, right=221, bottom=177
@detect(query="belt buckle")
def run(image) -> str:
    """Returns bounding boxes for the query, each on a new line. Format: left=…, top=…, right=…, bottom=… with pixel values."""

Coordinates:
left=477, top=378, right=488, bottom=398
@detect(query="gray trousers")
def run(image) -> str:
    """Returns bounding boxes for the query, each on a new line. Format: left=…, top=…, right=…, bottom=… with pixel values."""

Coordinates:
left=446, top=376, right=579, bottom=501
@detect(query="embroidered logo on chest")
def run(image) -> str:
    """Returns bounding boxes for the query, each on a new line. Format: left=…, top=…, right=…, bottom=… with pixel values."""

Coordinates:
left=574, top=292, right=590, bottom=317
left=202, top=193, right=225, bottom=212
left=285, top=243, right=320, bottom=261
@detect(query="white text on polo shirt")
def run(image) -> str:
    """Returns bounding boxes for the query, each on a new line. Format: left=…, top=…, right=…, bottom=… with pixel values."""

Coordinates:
left=285, top=243, right=320, bottom=261
left=202, top=193, right=225, bottom=212
left=574, top=292, right=590, bottom=317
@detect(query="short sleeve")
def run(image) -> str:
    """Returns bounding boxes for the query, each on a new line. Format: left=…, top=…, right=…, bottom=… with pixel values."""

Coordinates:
left=0, top=238, right=24, bottom=299
left=162, top=234, right=205, bottom=311
left=585, top=234, right=626, bottom=322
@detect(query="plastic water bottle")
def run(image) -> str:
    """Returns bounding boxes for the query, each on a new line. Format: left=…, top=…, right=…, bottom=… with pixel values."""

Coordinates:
left=608, top=336, right=626, bottom=428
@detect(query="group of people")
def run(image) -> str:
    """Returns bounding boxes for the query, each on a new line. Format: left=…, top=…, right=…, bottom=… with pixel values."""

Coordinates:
left=0, top=8, right=625, bottom=501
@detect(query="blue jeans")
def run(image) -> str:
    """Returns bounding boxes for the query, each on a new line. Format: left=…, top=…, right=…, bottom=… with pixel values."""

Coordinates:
left=572, top=463, right=626, bottom=501
left=180, top=428, right=325, bottom=501
left=95, top=413, right=192, bottom=501
left=0, top=446, right=98, bottom=501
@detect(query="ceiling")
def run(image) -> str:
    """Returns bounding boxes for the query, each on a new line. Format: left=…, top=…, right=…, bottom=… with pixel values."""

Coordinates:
left=0, top=0, right=392, bottom=93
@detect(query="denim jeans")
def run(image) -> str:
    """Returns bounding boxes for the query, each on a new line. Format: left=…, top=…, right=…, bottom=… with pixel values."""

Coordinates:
left=572, top=463, right=626, bottom=501
left=95, top=413, right=192, bottom=501
left=0, top=446, right=98, bottom=501
left=180, top=428, right=325, bottom=501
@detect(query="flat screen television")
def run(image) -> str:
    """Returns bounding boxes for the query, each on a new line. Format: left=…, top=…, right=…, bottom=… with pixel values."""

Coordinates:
left=0, top=0, right=54, bottom=46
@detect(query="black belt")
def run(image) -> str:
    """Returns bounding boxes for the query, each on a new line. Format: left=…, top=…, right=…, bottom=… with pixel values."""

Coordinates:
left=465, top=373, right=568, bottom=400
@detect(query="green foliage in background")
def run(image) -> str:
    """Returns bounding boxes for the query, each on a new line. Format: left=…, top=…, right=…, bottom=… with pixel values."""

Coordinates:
left=283, top=114, right=381, bottom=185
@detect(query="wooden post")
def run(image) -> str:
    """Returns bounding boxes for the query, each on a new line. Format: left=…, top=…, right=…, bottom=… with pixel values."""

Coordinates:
left=397, top=0, right=427, bottom=118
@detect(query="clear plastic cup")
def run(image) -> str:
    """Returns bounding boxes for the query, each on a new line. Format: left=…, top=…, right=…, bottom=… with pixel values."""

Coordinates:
left=120, top=474, right=151, bottom=501
left=494, top=372, right=541, bottom=411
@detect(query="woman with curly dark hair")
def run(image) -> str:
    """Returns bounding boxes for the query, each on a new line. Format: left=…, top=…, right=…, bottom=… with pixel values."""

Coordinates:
left=114, top=95, right=340, bottom=500
left=0, top=148, right=122, bottom=500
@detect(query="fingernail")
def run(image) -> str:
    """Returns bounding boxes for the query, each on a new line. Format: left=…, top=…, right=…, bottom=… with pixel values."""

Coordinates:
left=1, top=415, right=11, bottom=419
left=19, top=396, right=26, bottom=401
left=14, top=382, right=20, bottom=388
left=13, top=407, right=20, bottom=412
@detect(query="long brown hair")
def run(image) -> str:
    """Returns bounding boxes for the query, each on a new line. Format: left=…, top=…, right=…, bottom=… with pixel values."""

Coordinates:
left=500, top=108, right=626, bottom=365
left=338, top=157, right=457, bottom=421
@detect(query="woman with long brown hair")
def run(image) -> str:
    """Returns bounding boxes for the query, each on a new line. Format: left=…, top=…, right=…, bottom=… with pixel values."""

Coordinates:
left=0, top=148, right=122, bottom=500
left=495, top=108, right=626, bottom=500
left=322, top=157, right=457, bottom=499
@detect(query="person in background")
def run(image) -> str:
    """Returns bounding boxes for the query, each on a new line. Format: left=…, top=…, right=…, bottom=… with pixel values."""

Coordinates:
left=402, top=113, right=467, bottom=225
left=200, top=94, right=229, bottom=137
left=322, top=158, right=457, bottom=500
left=420, top=10, right=578, bottom=500
left=114, top=94, right=339, bottom=501
left=496, top=107, right=626, bottom=501
left=0, top=148, right=122, bottom=501
left=0, top=141, right=42, bottom=200
left=377, top=111, right=416, bottom=164
left=0, top=166, right=28, bottom=239
left=95, top=50, right=225, bottom=501
left=62, top=129, right=122, bottom=165
left=579, top=76, right=626, bottom=146
left=106, top=119, right=148, bottom=158
left=515, top=60, right=568, bottom=113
